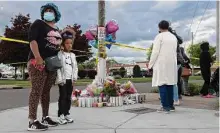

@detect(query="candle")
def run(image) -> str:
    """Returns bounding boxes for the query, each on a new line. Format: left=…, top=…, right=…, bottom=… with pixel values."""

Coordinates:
left=119, top=96, right=123, bottom=106
left=78, top=97, right=82, bottom=107
left=82, top=98, right=86, bottom=107
left=112, top=97, right=116, bottom=107
left=115, top=97, right=119, bottom=106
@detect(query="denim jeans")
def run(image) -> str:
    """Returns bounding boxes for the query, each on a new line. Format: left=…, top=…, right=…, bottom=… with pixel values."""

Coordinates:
left=173, top=65, right=181, bottom=101
left=173, top=84, right=178, bottom=101
left=159, top=85, right=174, bottom=111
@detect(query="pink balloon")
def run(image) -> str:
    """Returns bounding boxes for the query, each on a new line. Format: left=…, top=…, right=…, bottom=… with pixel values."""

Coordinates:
left=106, top=20, right=119, bottom=34
left=85, top=31, right=95, bottom=40
left=89, top=25, right=98, bottom=36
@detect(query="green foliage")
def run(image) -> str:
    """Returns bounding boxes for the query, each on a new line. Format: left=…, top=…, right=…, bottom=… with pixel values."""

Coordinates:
left=150, top=88, right=159, bottom=93
left=187, top=43, right=216, bottom=66
left=133, top=65, right=141, bottom=77
left=87, top=69, right=97, bottom=79
left=102, top=86, right=117, bottom=96
left=112, top=69, right=120, bottom=75
left=188, top=83, right=202, bottom=96
left=78, top=70, right=87, bottom=79
left=0, top=14, right=31, bottom=65
left=119, top=67, right=126, bottom=78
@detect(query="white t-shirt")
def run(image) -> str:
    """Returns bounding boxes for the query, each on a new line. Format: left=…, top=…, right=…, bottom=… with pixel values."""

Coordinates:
left=64, top=52, right=72, bottom=79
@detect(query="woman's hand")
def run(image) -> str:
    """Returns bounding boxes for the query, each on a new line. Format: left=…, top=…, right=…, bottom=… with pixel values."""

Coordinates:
left=35, top=56, right=45, bottom=70
left=35, top=56, right=44, bottom=65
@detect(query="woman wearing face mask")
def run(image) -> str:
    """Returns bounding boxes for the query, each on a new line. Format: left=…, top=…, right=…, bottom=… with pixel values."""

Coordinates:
left=27, top=3, right=62, bottom=131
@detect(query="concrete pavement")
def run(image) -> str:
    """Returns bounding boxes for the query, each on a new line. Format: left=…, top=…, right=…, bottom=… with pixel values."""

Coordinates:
left=0, top=103, right=218, bottom=133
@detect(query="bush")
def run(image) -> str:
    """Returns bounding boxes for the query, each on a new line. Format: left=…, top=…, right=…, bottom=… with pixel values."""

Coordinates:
left=149, top=83, right=202, bottom=96
left=114, top=75, right=122, bottom=79
left=119, top=67, right=126, bottom=78
left=133, top=65, right=141, bottom=77
left=78, top=70, right=87, bottom=79
left=150, top=88, right=159, bottom=93
left=87, top=69, right=97, bottom=79
left=188, top=83, right=201, bottom=96
left=112, top=69, right=120, bottom=75
left=25, top=73, right=29, bottom=80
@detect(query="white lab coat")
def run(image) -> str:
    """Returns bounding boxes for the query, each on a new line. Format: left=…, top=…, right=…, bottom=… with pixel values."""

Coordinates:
left=56, top=51, right=78, bottom=84
left=148, top=32, right=178, bottom=87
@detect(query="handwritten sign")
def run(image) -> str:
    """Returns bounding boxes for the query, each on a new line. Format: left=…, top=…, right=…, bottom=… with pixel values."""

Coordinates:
left=98, top=27, right=105, bottom=40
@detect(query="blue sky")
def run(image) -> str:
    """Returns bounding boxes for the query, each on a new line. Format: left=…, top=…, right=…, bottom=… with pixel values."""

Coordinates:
left=0, top=1, right=217, bottom=64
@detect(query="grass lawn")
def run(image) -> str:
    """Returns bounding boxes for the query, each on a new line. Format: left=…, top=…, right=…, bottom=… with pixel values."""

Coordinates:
left=0, top=76, right=202, bottom=88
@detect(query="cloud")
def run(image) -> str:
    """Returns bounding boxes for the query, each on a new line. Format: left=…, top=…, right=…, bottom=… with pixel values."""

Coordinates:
left=0, top=1, right=217, bottom=64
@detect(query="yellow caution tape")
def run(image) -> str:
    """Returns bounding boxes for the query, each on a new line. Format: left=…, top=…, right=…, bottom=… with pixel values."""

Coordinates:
left=0, top=36, right=29, bottom=44
left=104, top=41, right=150, bottom=51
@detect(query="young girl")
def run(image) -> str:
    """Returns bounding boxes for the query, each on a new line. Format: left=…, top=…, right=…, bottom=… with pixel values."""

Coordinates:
left=56, top=30, right=78, bottom=124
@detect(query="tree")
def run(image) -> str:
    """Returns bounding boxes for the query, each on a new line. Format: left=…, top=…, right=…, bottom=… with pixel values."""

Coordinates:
left=119, top=67, right=126, bottom=78
left=133, top=65, right=141, bottom=77
left=0, top=14, right=31, bottom=64
left=0, top=14, right=31, bottom=80
left=147, top=44, right=153, bottom=61
left=187, top=42, right=216, bottom=66
left=64, top=24, right=92, bottom=63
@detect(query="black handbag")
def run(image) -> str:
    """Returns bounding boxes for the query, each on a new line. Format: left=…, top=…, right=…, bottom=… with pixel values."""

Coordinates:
left=44, top=55, right=62, bottom=72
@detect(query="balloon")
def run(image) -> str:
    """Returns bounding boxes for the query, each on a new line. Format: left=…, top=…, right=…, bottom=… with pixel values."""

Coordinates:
left=89, top=25, right=98, bottom=36
left=106, top=19, right=119, bottom=34
left=88, top=40, right=98, bottom=49
left=105, top=34, right=116, bottom=49
left=85, top=31, right=95, bottom=40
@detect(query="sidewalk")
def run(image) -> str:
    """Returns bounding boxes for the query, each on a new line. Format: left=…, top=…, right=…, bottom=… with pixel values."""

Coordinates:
left=0, top=103, right=219, bottom=133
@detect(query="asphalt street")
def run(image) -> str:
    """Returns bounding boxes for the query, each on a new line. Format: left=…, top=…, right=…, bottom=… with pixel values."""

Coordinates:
left=0, top=81, right=202, bottom=111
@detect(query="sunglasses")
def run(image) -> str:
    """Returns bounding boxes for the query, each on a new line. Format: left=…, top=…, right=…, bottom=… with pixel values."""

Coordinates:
left=62, top=33, right=74, bottom=39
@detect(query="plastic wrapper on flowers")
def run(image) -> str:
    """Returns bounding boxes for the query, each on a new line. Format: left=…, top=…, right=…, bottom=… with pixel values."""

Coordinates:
left=120, top=81, right=137, bottom=95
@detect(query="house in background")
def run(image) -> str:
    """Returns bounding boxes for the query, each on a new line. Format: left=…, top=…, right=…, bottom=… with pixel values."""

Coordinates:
left=109, top=61, right=149, bottom=77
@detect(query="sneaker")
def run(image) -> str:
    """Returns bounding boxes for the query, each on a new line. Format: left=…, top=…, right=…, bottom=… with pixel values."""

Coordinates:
left=28, top=120, right=48, bottom=131
left=174, top=100, right=180, bottom=106
left=157, top=107, right=169, bottom=114
left=58, top=115, right=68, bottom=125
left=170, top=106, right=175, bottom=112
left=42, top=116, right=59, bottom=127
left=202, top=94, right=215, bottom=98
left=65, top=115, right=74, bottom=123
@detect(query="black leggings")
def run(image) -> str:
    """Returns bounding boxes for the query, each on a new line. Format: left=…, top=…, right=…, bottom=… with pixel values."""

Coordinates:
left=177, top=66, right=183, bottom=96
left=58, top=79, right=73, bottom=117
left=200, top=68, right=211, bottom=96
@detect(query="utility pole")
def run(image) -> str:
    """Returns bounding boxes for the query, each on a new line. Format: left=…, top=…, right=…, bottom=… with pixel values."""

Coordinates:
left=97, top=0, right=106, bottom=86
left=216, top=0, right=219, bottom=62
left=191, top=31, right=195, bottom=76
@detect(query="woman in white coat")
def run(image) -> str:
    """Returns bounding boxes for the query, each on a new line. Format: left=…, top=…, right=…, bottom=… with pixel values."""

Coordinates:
left=148, top=20, right=178, bottom=113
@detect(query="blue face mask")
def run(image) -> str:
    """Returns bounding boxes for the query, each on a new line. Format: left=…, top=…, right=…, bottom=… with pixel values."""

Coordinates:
left=43, top=12, right=55, bottom=22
